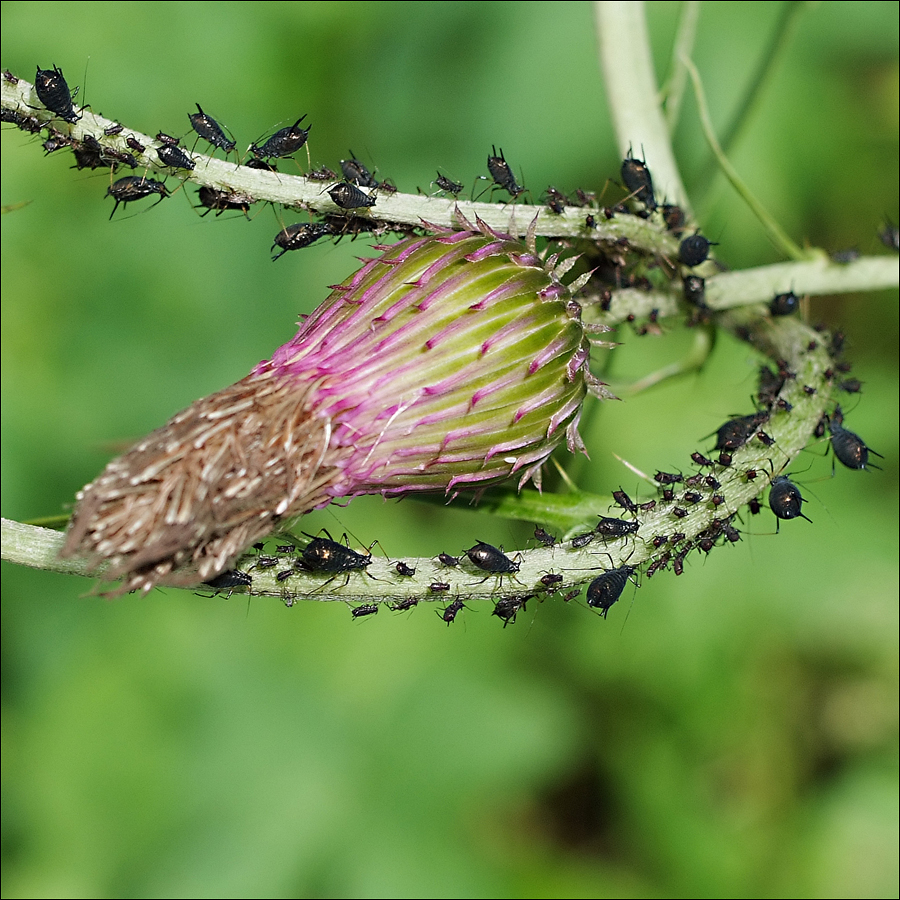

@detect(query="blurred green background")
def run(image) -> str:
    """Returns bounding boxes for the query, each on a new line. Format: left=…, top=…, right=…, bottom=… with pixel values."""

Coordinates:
left=2, top=2, right=897, bottom=897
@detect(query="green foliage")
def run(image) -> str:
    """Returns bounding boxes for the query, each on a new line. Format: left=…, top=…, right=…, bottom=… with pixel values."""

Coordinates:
left=2, top=3, right=897, bottom=897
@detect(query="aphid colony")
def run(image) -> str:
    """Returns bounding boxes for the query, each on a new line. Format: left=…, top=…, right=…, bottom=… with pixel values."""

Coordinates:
left=5, top=66, right=885, bottom=623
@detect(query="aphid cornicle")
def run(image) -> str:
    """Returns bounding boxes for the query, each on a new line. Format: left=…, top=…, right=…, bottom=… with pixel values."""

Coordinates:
left=189, top=103, right=235, bottom=154
left=586, top=566, right=635, bottom=619
left=34, top=64, right=79, bottom=123
left=768, top=475, right=811, bottom=525
left=828, top=406, right=882, bottom=471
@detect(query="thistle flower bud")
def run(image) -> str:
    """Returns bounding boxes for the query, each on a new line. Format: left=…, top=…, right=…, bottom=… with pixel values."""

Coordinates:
left=61, top=215, right=611, bottom=593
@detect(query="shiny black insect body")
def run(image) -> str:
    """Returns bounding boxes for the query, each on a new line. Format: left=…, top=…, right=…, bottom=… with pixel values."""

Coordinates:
left=756, top=431, right=776, bottom=447
left=106, top=176, right=169, bottom=219
left=769, top=291, right=799, bottom=316
left=679, top=233, right=714, bottom=267
left=533, top=526, right=556, bottom=547
left=327, top=182, right=376, bottom=210
left=672, top=507, right=688, bottom=519
left=271, top=222, right=329, bottom=260
left=466, top=541, right=520, bottom=578
left=440, top=598, right=465, bottom=624
left=714, top=412, right=769, bottom=452
left=571, top=532, right=595, bottom=548
left=395, top=561, right=416, bottom=577
left=340, top=152, right=378, bottom=188
left=250, top=115, right=310, bottom=160
left=829, top=407, right=882, bottom=471
left=492, top=597, right=525, bottom=628
left=683, top=492, right=703, bottom=504
left=156, top=142, right=195, bottom=170
left=351, top=603, right=379, bottom=619
left=34, top=64, right=79, bottom=123
left=662, top=203, right=685, bottom=234
left=438, top=552, right=459, bottom=567
left=203, top=569, right=252, bottom=590
left=621, top=150, right=656, bottom=210
left=430, top=581, right=451, bottom=592
left=612, top=489, right=637, bottom=514
left=390, top=598, right=419, bottom=611
left=540, top=572, right=563, bottom=589
left=197, top=185, right=253, bottom=218
left=486, top=145, right=525, bottom=198
left=748, top=497, right=762, bottom=516
left=655, top=471, right=683, bottom=485
left=156, top=132, right=179, bottom=146
left=769, top=476, right=811, bottom=526
left=434, top=172, right=463, bottom=196
left=586, top=566, right=635, bottom=619
left=189, top=103, right=235, bottom=154
left=275, top=569, right=295, bottom=583
left=104, top=122, right=123, bottom=135
left=682, top=275, right=706, bottom=308
left=306, top=165, right=338, bottom=181
left=544, top=186, right=568, bottom=214
left=298, top=532, right=373, bottom=577
left=595, top=516, right=639, bottom=539
left=691, top=451, right=715, bottom=468
left=1, top=108, right=42, bottom=132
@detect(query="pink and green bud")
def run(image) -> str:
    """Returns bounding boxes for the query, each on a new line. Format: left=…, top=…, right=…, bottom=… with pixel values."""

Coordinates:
left=61, top=216, right=611, bottom=592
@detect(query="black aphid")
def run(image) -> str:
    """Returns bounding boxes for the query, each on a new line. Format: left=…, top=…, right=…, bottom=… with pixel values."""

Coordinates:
left=327, top=182, right=376, bottom=210
left=3, top=69, right=19, bottom=84
left=2, top=108, right=42, bottom=133
left=34, top=64, right=79, bottom=123
left=571, top=532, right=595, bottom=548
left=679, top=233, right=714, bottom=267
left=125, top=135, right=146, bottom=153
left=271, top=222, right=329, bottom=260
left=829, top=406, right=882, bottom=471
left=439, top=598, right=465, bottom=623
left=586, top=566, right=635, bottom=619
left=769, top=291, right=799, bottom=316
left=340, top=151, right=378, bottom=188
left=106, top=176, right=169, bottom=219
left=390, top=598, right=419, bottom=611
left=544, top=186, right=568, bottom=214
left=433, top=172, right=464, bottom=196
left=395, top=561, right=416, bottom=577
left=156, top=142, right=195, bottom=170
left=486, top=145, right=525, bottom=198
left=103, top=122, right=123, bottom=135
left=492, top=597, right=525, bottom=628
left=747, top=497, right=762, bottom=516
left=189, top=103, right=235, bottom=154
left=438, top=552, right=459, bottom=567
left=298, top=532, right=372, bottom=575
left=682, top=492, right=703, bottom=504
left=714, top=412, right=769, bottom=452
left=691, top=451, right=715, bottom=468
left=250, top=115, right=311, bottom=160
left=768, top=476, right=811, bottom=525
left=756, top=431, right=776, bottom=447
left=540, top=572, right=563, bottom=589
left=682, top=275, right=706, bottom=307
left=612, top=489, right=637, bottom=514
left=466, top=541, right=520, bottom=576
left=197, top=185, right=253, bottom=218
left=654, top=471, right=683, bottom=485
left=661, top=488, right=675, bottom=502
left=156, top=132, right=180, bottom=146
left=351, top=603, right=379, bottom=619
left=672, top=507, right=688, bottom=519
left=838, top=378, right=862, bottom=394
left=306, top=165, right=338, bottom=181
left=203, top=569, right=252, bottom=590
left=621, top=150, right=656, bottom=210
left=533, top=526, right=556, bottom=547
left=275, top=570, right=295, bottom=582
left=662, top=204, right=686, bottom=234
left=429, top=581, right=451, bottom=592
left=595, top=516, right=639, bottom=538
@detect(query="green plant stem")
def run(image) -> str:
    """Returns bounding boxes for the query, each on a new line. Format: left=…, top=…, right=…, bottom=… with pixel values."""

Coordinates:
left=0, top=76, right=678, bottom=255
left=662, top=0, right=701, bottom=134
left=594, top=0, right=691, bottom=215
left=682, top=54, right=810, bottom=262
